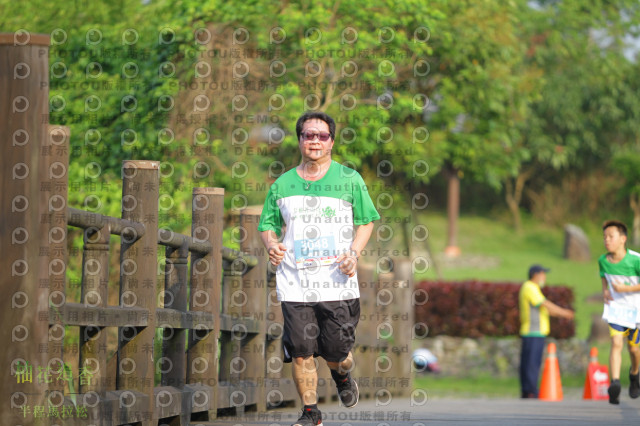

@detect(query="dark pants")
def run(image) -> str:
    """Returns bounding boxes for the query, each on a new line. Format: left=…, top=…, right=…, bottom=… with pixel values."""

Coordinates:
left=520, top=336, right=545, bottom=398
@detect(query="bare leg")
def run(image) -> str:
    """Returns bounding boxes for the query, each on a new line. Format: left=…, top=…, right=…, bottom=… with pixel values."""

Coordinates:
left=629, top=343, right=640, bottom=375
left=292, top=356, right=318, bottom=405
left=326, top=351, right=354, bottom=374
left=610, top=334, right=624, bottom=380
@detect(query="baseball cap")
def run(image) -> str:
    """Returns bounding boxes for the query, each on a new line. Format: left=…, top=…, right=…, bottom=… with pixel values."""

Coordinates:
left=528, top=264, right=550, bottom=278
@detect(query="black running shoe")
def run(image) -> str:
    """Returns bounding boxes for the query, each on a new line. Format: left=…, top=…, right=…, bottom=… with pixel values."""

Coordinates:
left=292, top=407, right=323, bottom=426
left=630, top=370, right=640, bottom=399
left=609, top=379, right=621, bottom=404
left=332, top=371, right=359, bottom=408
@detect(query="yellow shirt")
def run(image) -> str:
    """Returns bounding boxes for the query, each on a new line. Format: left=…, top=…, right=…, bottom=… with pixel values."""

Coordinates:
left=519, top=280, right=549, bottom=337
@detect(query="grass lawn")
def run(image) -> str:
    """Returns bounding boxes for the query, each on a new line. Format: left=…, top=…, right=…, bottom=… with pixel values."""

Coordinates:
left=413, top=373, right=585, bottom=399
left=411, top=343, right=634, bottom=398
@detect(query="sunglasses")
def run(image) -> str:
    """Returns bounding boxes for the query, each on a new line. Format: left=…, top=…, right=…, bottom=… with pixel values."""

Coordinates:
left=301, top=131, right=332, bottom=142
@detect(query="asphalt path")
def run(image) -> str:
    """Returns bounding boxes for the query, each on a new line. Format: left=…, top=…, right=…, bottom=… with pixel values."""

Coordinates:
left=206, top=393, right=640, bottom=425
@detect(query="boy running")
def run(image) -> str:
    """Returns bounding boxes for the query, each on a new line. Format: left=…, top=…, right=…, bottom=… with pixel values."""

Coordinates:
left=599, top=220, right=640, bottom=404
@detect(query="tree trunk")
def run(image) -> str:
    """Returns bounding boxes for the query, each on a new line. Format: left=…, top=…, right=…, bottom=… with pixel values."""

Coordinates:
left=505, top=179, right=521, bottom=232
left=445, top=166, right=461, bottom=257
left=410, top=208, right=442, bottom=279
left=504, top=169, right=533, bottom=233
left=631, top=193, right=640, bottom=247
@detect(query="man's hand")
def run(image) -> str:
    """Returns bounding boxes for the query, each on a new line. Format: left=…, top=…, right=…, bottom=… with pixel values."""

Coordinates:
left=603, top=287, right=614, bottom=303
left=267, top=243, right=287, bottom=266
left=336, top=253, right=358, bottom=277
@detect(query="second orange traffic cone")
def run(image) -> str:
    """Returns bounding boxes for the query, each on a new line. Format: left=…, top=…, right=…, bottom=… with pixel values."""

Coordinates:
left=583, top=347, right=610, bottom=400
left=539, top=342, right=563, bottom=401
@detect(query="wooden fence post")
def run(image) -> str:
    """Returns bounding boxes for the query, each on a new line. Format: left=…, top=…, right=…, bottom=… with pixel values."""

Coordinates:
left=376, top=270, right=395, bottom=401
left=218, top=209, right=243, bottom=406
left=265, top=272, right=291, bottom=405
left=47, top=125, right=70, bottom=404
left=0, top=32, right=52, bottom=424
left=117, top=160, right=159, bottom=425
left=161, top=240, right=189, bottom=389
left=46, top=125, right=70, bottom=398
left=79, top=223, right=111, bottom=395
left=354, top=263, right=376, bottom=400
left=239, top=207, right=268, bottom=413
left=392, top=257, right=414, bottom=397
left=187, top=187, right=224, bottom=421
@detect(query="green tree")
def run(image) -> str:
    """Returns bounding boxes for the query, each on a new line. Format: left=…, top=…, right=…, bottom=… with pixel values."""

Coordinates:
left=425, top=0, right=536, bottom=248
left=497, top=0, right=640, bottom=231
left=612, top=147, right=640, bottom=245
left=157, top=0, right=450, bottom=255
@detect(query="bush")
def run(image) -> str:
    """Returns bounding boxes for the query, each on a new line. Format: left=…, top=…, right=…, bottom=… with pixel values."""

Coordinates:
left=415, top=280, right=574, bottom=339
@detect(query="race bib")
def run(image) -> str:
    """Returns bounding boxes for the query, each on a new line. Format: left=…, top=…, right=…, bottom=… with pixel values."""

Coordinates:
left=603, top=301, right=639, bottom=328
left=293, top=235, right=338, bottom=269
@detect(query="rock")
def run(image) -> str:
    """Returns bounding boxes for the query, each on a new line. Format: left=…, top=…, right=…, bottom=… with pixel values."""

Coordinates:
left=564, top=224, right=591, bottom=262
left=587, top=313, right=610, bottom=343
left=554, top=338, right=590, bottom=376
left=460, top=338, right=479, bottom=355
left=585, top=292, right=603, bottom=304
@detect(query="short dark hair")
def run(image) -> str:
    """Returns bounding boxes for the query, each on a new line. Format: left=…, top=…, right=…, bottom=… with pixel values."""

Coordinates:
left=603, top=220, right=628, bottom=237
left=295, top=111, right=336, bottom=141
left=528, top=264, right=550, bottom=279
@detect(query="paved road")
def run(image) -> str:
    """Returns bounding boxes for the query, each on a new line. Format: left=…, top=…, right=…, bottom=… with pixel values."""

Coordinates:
left=207, top=394, right=640, bottom=425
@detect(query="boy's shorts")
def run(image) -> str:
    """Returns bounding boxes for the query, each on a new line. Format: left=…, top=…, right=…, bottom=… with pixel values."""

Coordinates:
left=608, top=323, right=640, bottom=346
left=281, top=299, right=360, bottom=363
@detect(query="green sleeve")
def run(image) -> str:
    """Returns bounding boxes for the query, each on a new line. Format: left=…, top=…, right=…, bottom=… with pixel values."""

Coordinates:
left=598, top=255, right=605, bottom=278
left=257, top=184, right=283, bottom=237
left=351, top=173, right=380, bottom=225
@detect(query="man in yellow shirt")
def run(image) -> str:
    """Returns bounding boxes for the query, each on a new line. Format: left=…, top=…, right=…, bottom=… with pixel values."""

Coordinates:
left=519, top=264, right=574, bottom=398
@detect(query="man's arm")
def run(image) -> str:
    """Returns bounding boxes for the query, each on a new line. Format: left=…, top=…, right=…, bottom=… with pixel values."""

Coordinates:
left=541, top=299, right=574, bottom=320
left=260, top=230, right=287, bottom=266
left=349, top=222, right=374, bottom=258
left=336, top=222, right=375, bottom=277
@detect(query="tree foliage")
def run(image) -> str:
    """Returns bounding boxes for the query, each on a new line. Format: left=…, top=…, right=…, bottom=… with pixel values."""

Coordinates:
left=2, top=0, right=640, bottom=239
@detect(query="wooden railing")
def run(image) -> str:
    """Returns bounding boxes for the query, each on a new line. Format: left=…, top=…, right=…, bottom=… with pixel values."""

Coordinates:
left=1, top=33, right=414, bottom=426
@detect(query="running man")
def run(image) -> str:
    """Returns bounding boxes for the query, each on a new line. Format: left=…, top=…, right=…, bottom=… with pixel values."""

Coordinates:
left=259, top=111, right=379, bottom=426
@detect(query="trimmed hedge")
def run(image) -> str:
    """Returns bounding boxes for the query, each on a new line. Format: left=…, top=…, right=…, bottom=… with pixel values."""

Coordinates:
left=414, top=280, right=575, bottom=339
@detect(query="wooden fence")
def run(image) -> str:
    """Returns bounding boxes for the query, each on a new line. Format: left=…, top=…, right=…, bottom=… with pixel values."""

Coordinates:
left=1, top=33, right=414, bottom=425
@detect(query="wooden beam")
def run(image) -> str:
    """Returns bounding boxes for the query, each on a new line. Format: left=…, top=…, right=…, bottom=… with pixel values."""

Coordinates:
left=49, top=304, right=149, bottom=327
left=68, top=207, right=145, bottom=240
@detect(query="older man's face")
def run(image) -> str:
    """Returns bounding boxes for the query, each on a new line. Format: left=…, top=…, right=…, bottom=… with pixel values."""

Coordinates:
left=299, top=118, right=334, bottom=162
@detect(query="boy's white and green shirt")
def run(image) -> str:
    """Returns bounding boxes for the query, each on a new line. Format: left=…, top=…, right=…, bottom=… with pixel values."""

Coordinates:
left=599, top=249, right=640, bottom=326
left=258, top=161, right=379, bottom=302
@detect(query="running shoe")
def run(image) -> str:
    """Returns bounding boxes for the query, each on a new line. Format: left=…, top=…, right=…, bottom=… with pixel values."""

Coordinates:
left=630, top=370, right=640, bottom=399
left=332, top=371, right=359, bottom=408
left=609, top=379, right=621, bottom=404
left=291, top=407, right=323, bottom=426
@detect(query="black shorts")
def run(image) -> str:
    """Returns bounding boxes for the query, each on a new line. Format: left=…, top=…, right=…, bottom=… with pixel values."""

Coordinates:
left=281, top=299, right=360, bottom=363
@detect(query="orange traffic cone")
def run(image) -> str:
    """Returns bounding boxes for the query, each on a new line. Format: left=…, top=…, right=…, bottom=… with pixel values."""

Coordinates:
left=539, top=342, right=563, bottom=401
left=583, top=347, right=610, bottom=400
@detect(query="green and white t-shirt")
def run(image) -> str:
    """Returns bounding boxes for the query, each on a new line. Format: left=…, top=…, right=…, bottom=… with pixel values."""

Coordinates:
left=599, top=249, right=640, bottom=326
left=258, top=161, right=380, bottom=302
